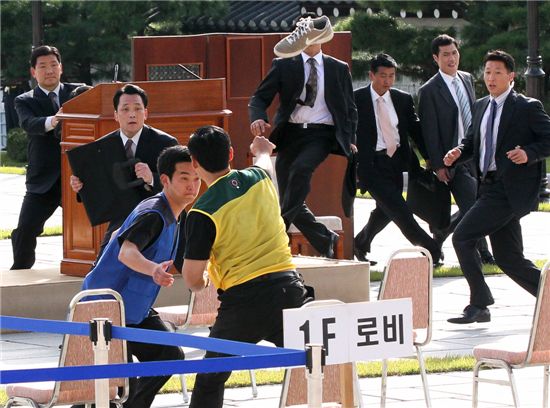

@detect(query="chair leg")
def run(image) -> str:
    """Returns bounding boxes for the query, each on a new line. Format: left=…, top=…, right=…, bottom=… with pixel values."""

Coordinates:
left=380, top=359, right=388, bottom=408
left=180, top=372, right=189, bottom=403
left=472, top=361, right=483, bottom=408
left=505, top=366, right=520, bottom=408
left=416, top=346, right=432, bottom=408
left=249, top=369, right=258, bottom=398
left=544, top=365, right=549, bottom=408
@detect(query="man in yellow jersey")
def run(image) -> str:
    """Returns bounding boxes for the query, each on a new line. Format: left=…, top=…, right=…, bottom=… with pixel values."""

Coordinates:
left=182, top=125, right=312, bottom=407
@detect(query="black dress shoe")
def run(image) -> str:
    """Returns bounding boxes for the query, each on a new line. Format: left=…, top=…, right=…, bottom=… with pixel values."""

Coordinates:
left=447, top=305, right=491, bottom=324
left=353, top=246, right=377, bottom=265
left=324, top=233, right=339, bottom=259
left=480, top=251, right=497, bottom=265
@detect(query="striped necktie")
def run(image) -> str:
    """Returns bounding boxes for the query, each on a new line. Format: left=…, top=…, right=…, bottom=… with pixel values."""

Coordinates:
left=452, top=77, right=472, bottom=142
left=298, top=58, right=318, bottom=107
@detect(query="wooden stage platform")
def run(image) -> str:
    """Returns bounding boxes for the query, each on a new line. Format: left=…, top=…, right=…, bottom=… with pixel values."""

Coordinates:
left=0, top=256, right=369, bottom=331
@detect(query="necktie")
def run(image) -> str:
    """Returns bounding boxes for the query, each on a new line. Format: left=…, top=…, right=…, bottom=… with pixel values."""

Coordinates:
left=298, top=58, right=318, bottom=107
left=48, top=91, right=59, bottom=112
left=377, top=97, right=398, bottom=157
left=452, top=77, right=472, bottom=142
left=482, top=99, right=497, bottom=177
left=124, top=139, right=134, bottom=159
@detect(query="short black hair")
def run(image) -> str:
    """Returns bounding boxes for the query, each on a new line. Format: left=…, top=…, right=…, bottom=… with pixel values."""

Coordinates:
left=113, top=84, right=148, bottom=110
left=431, top=34, right=459, bottom=56
left=187, top=125, right=231, bottom=173
left=370, top=53, right=398, bottom=73
left=30, top=45, right=61, bottom=68
left=484, top=50, right=515, bottom=73
left=157, top=145, right=191, bottom=180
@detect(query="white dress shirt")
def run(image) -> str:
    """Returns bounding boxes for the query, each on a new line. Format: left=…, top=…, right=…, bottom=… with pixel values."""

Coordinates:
left=289, top=51, right=334, bottom=125
left=370, top=86, right=400, bottom=151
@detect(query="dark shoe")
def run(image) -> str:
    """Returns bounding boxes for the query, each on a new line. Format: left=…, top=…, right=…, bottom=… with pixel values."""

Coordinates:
left=480, top=251, right=497, bottom=265
left=447, top=305, right=491, bottom=324
left=353, top=246, right=377, bottom=265
left=324, top=232, right=339, bottom=259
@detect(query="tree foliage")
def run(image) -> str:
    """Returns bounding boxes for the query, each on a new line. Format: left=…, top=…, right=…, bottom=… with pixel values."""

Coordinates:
left=1, top=0, right=227, bottom=86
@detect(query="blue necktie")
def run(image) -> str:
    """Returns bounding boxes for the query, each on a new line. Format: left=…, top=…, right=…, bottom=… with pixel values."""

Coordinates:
left=48, top=91, right=59, bottom=112
left=482, top=100, right=497, bottom=177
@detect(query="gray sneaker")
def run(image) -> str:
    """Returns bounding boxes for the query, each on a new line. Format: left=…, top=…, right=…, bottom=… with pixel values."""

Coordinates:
left=274, top=16, right=334, bottom=58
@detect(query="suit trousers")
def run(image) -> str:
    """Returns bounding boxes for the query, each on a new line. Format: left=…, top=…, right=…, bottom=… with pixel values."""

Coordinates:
left=432, top=164, right=490, bottom=254
left=275, top=126, right=335, bottom=254
left=189, top=275, right=311, bottom=408
left=452, top=180, right=540, bottom=308
left=11, top=179, right=61, bottom=269
left=354, top=152, right=440, bottom=260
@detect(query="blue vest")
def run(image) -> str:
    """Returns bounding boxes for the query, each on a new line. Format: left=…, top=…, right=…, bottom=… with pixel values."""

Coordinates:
left=82, top=193, right=179, bottom=324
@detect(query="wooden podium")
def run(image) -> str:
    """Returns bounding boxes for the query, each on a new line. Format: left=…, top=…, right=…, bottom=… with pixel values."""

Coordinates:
left=59, top=79, right=231, bottom=277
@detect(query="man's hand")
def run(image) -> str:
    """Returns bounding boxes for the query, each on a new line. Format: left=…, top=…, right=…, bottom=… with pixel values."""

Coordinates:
left=443, top=148, right=462, bottom=167
left=152, top=260, right=175, bottom=287
left=51, top=107, right=63, bottom=127
left=70, top=175, right=83, bottom=193
left=250, top=136, right=275, bottom=156
left=135, top=162, right=153, bottom=185
left=250, top=119, right=271, bottom=136
left=506, top=146, right=528, bottom=164
left=350, top=144, right=358, bottom=154
left=435, top=167, right=451, bottom=183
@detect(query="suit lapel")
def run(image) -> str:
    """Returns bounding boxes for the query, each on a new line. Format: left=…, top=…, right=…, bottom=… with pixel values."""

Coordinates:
left=474, top=97, right=490, bottom=160
left=435, top=73, right=455, bottom=108
left=457, top=72, right=475, bottom=106
left=34, top=87, right=56, bottom=115
left=365, top=85, right=377, bottom=143
left=496, top=91, right=516, bottom=152
left=135, top=125, right=150, bottom=158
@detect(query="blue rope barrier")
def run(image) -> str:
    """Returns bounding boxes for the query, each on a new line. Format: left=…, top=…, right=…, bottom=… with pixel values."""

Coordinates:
left=0, top=315, right=307, bottom=385
left=0, top=352, right=306, bottom=384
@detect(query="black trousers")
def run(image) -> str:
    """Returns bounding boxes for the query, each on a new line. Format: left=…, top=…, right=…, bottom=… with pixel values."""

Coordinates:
left=11, top=179, right=61, bottom=269
left=71, top=310, right=183, bottom=408
left=432, top=164, right=491, bottom=254
left=354, top=152, right=440, bottom=260
left=189, top=275, right=312, bottom=408
left=275, top=126, right=335, bottom=254
left=452, top=180, right=540, bottom=308
left=124, top=310, right=184, bottom=408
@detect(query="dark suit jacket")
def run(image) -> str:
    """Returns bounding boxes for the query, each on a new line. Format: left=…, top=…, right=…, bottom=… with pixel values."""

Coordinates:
left=15, top=83, right=81, bottom=193
left=418, top=71, right=475, bottom=170
left=248, top=54, right=358, bottom=157
left=458, top=91, right=550, bottom=218
left=355, top=85, right=428, bottom=191
left=98, top=125, right=178, bottom=221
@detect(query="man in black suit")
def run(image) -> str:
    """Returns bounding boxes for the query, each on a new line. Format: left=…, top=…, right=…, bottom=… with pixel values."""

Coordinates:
left=418, top=34, right=494, bottom=264
left=444, top=50, right=550, bottom=324
left=248, top=17, right=357, bottom=258
left=11, top=45, right=83, bottom=270
left=354, top=54, right=441, bottom=264
left=70, top=84, right=178, bottom=260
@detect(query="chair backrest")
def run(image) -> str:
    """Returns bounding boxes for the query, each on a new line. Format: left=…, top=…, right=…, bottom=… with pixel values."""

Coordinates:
left=525, top=261, right=550, bottom=365
left=378, top=247, right=433, bottom=346
left=188, top=283, right=220, bottom=327
left=52, top=289, right=128, bottom=405
left=279, top=300, right=359, bottom=407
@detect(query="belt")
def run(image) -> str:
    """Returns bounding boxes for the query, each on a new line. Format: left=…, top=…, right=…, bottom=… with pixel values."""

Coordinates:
left=286, top=123, right=334, bottom=130
left=246, top=270, right=299, bottom=284
left=374, top=149, right=388, bottom=156
left=481, top=171, right=500, bottom=184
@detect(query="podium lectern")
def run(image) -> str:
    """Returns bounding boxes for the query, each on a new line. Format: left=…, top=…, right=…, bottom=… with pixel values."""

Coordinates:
left=59, top=80, right=231, bottom=277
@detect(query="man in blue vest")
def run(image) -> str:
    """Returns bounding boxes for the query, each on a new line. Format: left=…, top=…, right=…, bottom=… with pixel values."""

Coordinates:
left=79, top=145, right=201, bottom=408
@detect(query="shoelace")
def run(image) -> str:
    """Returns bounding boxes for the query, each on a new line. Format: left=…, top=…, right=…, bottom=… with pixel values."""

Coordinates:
left=287, top=17, right=312, bottom=44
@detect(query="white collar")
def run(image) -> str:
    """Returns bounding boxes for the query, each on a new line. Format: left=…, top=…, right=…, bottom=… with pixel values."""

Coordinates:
left=301, top=50, right=323, bottom=66
left=370, top=85, right=391, bottom=103
left=490, top=87, right=512, bottom=107
left=120, top=127, right=144, bottom=147
left=39, top=83, right=61, bottom=96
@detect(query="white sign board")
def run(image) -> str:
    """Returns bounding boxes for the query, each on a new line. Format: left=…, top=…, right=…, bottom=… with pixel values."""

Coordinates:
left=283, top=299, right=413, bottom=365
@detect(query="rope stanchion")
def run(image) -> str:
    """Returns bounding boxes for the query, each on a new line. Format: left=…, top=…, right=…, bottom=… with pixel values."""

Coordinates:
left=0, top=315, right=306, bottom=387
left=305, top=344, right=325, bottom=408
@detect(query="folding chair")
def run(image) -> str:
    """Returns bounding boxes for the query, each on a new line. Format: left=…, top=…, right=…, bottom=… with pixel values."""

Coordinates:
left=279, top=300, right=363, bottom=408
left=156, top=284, right=258, bottom=402
left=377, top=247, right=433, bottom=408
left=472, top=260, right=550, bottom=408
left=6, top=289, right=129, bottom=407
